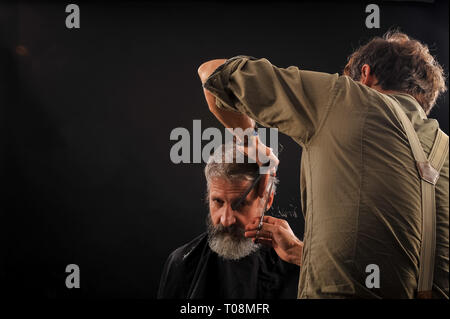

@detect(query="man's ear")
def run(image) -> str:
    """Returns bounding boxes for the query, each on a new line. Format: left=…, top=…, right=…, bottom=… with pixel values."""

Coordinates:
left=360, top=64, right=375, bottom=86
left=257, top=174, right=269, bottom=198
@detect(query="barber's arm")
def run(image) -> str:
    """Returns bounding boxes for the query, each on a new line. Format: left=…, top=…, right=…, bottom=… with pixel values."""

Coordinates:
left=199, top=58, right=303, bottom=265
left=198, top=59, right=255, bottom=130
left=198, top=56, right=339, bottom=147
left=198, top=59, right=278, bottom=170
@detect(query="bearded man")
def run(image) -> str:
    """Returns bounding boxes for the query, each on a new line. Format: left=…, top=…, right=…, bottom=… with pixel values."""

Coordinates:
left=157, top=144, right=300, bottom=299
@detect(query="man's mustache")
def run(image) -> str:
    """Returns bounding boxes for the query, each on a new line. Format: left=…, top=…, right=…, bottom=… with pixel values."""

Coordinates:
left=207, top=217, right=245, bottom=238
left=214, top=224, right=244, bottom=235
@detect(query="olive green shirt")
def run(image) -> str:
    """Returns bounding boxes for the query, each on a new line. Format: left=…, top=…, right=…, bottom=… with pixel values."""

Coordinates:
left=203, top=55, right=449, bottom=299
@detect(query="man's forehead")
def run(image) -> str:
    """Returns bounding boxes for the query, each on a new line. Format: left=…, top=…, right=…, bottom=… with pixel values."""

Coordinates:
left=209, top=177, right=254, bottom=194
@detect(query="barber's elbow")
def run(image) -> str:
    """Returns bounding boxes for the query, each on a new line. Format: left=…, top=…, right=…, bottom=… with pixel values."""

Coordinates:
left=197, top=61, right=210, bottom=78
left=197, top=59, right=226, bottom=83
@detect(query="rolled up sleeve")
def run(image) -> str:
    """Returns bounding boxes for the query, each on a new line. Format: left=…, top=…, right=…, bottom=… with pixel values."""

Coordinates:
left=203, top=55, right=340, bottom=145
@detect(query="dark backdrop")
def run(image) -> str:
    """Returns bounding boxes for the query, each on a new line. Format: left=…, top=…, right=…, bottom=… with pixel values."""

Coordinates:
left=1, top=0, right=448, bottom=298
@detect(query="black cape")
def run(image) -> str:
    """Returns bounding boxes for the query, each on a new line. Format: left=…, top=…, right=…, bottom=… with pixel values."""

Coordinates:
left=157, top=233, right=300, bottom=299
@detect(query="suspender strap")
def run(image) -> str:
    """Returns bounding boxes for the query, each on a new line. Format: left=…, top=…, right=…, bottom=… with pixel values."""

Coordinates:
left=390, top=102, right=449, bottom=299
left=428, top=130, right=449, bottom=173
left=417, top=129, right=448, bottom=298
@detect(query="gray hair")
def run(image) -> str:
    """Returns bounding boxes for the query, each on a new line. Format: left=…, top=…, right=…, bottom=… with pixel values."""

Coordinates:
left=204, top=143, right=278, bottom=200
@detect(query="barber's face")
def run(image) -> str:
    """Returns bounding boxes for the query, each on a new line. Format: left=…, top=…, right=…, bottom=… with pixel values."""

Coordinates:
left=208, top=177, right=264, bottom=228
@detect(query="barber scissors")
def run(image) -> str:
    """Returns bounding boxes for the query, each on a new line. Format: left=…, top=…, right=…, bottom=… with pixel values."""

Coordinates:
left=231, top=174, right=273, bottom=241
left=256, top=180, right=273, bottom=239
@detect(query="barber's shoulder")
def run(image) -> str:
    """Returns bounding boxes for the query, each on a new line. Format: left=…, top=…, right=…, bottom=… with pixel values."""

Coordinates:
left=334, top=74, right=386, bottom=107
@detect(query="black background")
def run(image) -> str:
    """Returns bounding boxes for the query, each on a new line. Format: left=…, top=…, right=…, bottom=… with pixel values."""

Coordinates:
left=0, top=0, right=448, bottom=299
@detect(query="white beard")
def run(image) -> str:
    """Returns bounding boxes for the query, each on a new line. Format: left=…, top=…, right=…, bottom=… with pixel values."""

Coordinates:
left=206, top=215, right=260, bottom=260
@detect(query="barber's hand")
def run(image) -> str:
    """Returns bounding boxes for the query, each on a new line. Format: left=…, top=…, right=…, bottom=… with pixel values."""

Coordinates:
left=234, top=134, right=279, bottom=176
left=245, top=216, right=303, bottom=266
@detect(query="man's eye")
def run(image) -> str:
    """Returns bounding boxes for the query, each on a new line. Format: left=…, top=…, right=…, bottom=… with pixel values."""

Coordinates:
left=233, top=201, right=249, bottom=211
left=239, top=201, right=250, bottom=207
left=213, top=198, right=224, bottom=205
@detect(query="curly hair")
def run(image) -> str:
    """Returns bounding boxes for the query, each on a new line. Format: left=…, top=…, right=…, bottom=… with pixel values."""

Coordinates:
left=343, top=30, right=447, bottom=115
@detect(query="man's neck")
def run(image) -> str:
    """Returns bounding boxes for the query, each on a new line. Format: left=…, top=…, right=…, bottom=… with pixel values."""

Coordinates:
left=371, top=84, right=402, bottom=95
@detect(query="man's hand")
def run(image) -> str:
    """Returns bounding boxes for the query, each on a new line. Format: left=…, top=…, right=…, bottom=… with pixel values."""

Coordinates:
left=234, top=134, right=279, bottom=175
left=245, top=216, right=303, bottom=266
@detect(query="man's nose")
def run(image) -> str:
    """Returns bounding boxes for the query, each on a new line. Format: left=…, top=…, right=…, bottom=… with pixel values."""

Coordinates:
left=220, top=204, right=236, bottom=227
